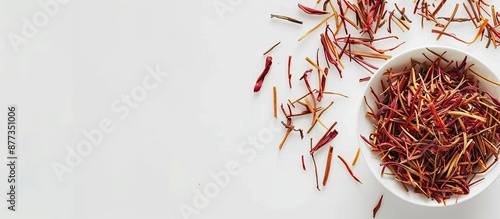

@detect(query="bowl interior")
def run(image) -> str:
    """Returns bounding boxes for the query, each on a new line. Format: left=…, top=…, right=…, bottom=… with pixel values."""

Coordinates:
left=356, top=46, right=500, bottom=207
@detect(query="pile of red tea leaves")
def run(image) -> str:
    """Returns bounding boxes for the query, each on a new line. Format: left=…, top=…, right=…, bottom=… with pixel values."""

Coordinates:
left=362, top=51, right=500, bottom=203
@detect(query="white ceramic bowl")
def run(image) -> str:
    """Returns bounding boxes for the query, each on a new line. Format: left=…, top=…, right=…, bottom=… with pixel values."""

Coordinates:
left=356, top=46, right=500, bottom=207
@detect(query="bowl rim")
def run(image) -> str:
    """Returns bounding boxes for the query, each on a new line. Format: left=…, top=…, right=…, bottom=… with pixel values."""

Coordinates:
left=355, top=45, right=500, bottom=207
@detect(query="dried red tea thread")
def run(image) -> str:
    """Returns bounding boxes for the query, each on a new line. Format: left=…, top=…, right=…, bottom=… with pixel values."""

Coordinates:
left=339, top=14, right=361, bottom=30
left=310, top=138, right=321, bottom=191
left=413, top=0, right=420, bottom=14
left=469, top=67, right=500, bottom=86
left=323, top=0, right=331, bottom=11
left=288, top=56, right=292, bottom=89
left=470, top=18, right=489, bottom=44
left=322, top=91, right=348, bottom=98
left=263, top=41, right=281, bottom=55
left=310, top=122, right=338, bottom=154
left=393, top=13, right=411, bottom=30
left=359, top=76, right=371, bottom=82
left=273, top=86, right=277, bottom=118
left=431, top=29, right=468, bottom=44
left=352, top=147, right=361, bottom=166
left=316, top=48, right=321, bottom=89
left=341, top=35, right=400, bottom=43
left=302, top=155, right=307, bottom=171
left=271, top=14, right=303, bottom=24
left=306, top=57, right=327, bottom=78
left=431, top=0, right=447, bottom=17
left=373, top=195, right=384, bottom=218
left=290, top=92, right=313, bottom=106
left=436, top=4, right=459, bottom=41
left=254, top=56, right=272, bottom=92
left=337, top=38, right=403, bottom=54
left=338, top=155, right=362, bottom=184
left=436, top=17, right=472, bottom=22
left=387, top=9, right=393, bottom=33
left=350, top=51, right=391, bottom=60
left=469, top=177, right=485, bottom=187
left=492, top=5, right=498, bottom=26
left=322, top=146, right=334, bottom=186
left=337, top=0, right=349, bottom=35
left=320, top=34, right=334, bottom=69
left=317, top=67, right=329, bottom=102
left=298, top=3, right=330, bottom=15
left=497, top=12, right=500, bottom=27
left=298, top=13, right=335, bottom=41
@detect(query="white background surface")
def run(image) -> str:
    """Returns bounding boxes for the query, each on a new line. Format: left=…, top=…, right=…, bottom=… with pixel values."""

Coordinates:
left=1, top=0, right=500, bottom=218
